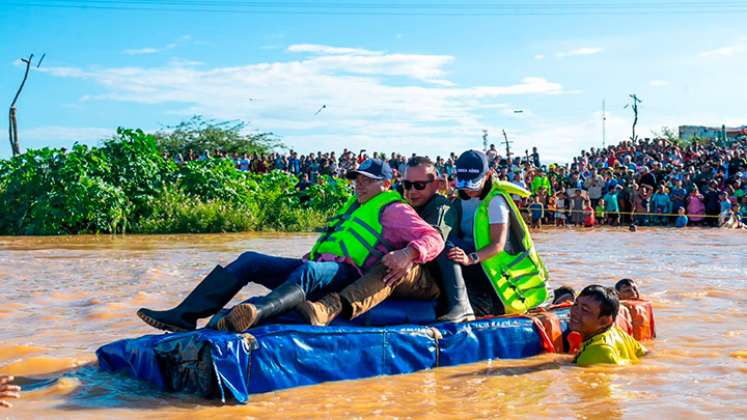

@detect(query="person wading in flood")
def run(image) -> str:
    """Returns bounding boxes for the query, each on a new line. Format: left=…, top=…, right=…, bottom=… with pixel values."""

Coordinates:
left=570, top=285, right=648, bottom=366
left=298, top=156, right=476, bottom=326
left=137, top=159, right=444, bottom=333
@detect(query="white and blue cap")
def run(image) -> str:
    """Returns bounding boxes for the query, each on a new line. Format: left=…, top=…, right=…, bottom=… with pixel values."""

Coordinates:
left=455, top=149, right=489, bottom=190
left=347, top=158, right=393, bottom=180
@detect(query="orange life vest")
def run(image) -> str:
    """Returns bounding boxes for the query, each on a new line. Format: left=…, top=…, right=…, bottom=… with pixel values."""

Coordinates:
left=526, top=299, right=655, bottom=354
left=527, top=309, right=564, bottom=353
left=621, top=299, right=656, bottom=341
left=615, top=304, right=634, bottom=336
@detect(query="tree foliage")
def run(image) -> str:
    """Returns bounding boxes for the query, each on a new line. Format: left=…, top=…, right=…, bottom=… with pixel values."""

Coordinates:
left=0, top=127, right=350, bottom=235
left=154, top=116, right=284, bottom=157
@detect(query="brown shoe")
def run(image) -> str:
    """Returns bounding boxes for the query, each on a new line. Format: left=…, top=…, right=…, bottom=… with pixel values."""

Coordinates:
left=216, top=303, right=259, bottom=332
left=298, top=293, right=343, bottom=326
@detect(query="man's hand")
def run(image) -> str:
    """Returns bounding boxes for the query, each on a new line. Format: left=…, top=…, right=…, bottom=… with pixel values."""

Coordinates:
left=0, top=375, right=21, bottom=408
left=382, top=246, right=416, bottom=286
left=447, top=246, right=471, bottom=266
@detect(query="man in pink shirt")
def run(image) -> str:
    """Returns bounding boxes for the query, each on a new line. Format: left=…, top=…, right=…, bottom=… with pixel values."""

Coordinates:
left=137, top=159, right=444, bottom=333
left=299, top=156, right=463, bottom=326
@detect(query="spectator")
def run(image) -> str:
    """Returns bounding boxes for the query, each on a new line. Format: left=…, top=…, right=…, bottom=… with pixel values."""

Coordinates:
left=675, top=207, right=688, bottom=228
left=603, top=186, right=622, bottom=225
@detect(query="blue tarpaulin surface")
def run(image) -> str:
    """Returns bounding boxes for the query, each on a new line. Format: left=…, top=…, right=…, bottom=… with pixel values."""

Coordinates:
left=96, top=300, right=552, bottom=403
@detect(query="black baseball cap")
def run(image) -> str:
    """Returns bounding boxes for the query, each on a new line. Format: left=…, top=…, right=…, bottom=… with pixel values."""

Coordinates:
left=346, top=159, right=393, bottom=180
left=455, top=150, right=489, bottom=190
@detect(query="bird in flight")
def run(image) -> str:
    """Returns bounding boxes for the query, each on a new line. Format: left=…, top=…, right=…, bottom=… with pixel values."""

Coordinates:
left=314, top=104, right=327, bottom=116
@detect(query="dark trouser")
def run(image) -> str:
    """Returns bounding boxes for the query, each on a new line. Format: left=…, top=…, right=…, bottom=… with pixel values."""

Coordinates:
left=706, top=210, right=720, bottom=227
left=461, top=264, right=505, bottom=317
left=224, top=251, right=359, bottom=300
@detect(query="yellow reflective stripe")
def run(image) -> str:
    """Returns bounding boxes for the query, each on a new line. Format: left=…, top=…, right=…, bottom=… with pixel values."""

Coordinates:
left=348, top=228, right=383, bottom=258
left=352, top=217, right=395, bottom=252
left=504, top=251, right=530, bottom=270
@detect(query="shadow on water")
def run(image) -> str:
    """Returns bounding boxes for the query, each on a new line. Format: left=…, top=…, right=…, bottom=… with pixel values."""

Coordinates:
left=27, top=365, right=233, bottom=412
left=448, top=361, right=561, bottom=378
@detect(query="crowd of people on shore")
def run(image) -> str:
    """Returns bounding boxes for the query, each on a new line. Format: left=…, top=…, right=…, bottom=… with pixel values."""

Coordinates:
left=171, top=136, right=747, bottom=229
left=519, top=137, right=747, bottom=229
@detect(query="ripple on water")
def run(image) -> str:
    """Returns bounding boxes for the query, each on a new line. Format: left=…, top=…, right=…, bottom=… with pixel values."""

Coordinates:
left=0, top=356, right=93, bottom=377
left=23, top=376, right=81, bottom=399
left=0, top=344, right=45, bottom=361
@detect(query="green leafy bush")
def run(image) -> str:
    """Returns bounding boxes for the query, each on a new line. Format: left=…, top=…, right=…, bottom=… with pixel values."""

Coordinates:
left=138, top=186, right=258, bottom=233
left=0, top=127, right=352, bottom=235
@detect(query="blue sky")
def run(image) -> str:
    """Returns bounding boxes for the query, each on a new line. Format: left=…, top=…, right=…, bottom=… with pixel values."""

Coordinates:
left=1, top=1, right=746, bottom=162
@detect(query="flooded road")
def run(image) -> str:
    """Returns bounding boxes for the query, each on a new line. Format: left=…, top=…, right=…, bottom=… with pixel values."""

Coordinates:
left=1, top=229, right=746, bottom=418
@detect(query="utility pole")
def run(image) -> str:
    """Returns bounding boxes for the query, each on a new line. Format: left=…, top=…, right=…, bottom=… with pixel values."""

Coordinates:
left=9, top=53, right=44, bottom=156
left=501, top=129, right=513, bottom=163
left=624, top=93, right=642, bottom=142
left=602, top=99, right=607, bottom=148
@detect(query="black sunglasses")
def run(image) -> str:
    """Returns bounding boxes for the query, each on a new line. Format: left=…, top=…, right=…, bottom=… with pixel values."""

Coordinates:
left=403, top=180, right=434, bottom=190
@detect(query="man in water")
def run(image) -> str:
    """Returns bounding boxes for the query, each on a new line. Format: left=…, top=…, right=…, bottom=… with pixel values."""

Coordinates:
left=299, top=156, right=475, bottom=325
left=570, top=285, right=647, bottom=366
left=137, top=159, right=444, bottom=333
left=552, top=286, right=576, bottom=305
left=614, top=278, right=640, bottom=300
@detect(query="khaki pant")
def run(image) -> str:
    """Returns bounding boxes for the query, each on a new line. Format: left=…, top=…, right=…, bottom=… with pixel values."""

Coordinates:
left=341, top=262, right=440, bottom=319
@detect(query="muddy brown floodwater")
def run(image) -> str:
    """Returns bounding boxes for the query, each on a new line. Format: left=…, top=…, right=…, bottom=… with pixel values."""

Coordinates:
left=1, top=228, right=746, bottom=419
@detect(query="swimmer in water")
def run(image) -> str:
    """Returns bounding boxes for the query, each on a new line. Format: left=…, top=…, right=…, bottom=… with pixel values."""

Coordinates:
left=615, top=278, right=640, bottom=300
left=570, top=285, right=648, bottom=366
left=0, top=375, right=21, bottom=408
left=552, top=285, right=576, bottom=305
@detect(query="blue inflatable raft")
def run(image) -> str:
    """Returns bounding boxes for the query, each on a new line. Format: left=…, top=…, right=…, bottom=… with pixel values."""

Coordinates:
left=96, top=300, right=569, bottom=403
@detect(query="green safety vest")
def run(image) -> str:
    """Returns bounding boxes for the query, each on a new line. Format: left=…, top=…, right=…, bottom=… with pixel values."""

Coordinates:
left=309, top=190, right=403, bottom=268
left=474, top=180, right=550, bottom=314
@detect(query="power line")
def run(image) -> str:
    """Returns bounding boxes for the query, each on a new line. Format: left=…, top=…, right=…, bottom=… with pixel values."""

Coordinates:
left=5, top=0, right=747, bottom=16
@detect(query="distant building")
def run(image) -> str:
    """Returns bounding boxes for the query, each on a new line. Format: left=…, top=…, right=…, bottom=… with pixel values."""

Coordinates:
left=679, top=125, right=747, bottom=141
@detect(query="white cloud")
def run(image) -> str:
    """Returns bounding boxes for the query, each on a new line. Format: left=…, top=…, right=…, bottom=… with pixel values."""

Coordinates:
left=123, top=47, right=161, bottom=56
left=287, top=44, right=382, bottom=55
left=122, top=35, right=194, bottom=56
left=555, top=47, right=603, bottom=57
left=39, top=44, right=568, bottom=157
left=534, top=54, right=545, bottom=60
left=698, top=43, right=746, bottom=57
left=649, top=80, right=670, bottom=87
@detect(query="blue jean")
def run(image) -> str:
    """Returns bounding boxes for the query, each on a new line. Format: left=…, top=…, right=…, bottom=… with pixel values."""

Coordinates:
left=224, top=251, right=359, bottom=300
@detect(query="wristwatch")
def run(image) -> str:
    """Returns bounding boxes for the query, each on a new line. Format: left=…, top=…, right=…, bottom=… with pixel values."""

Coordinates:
left=469, top=252, right=480, bottom=265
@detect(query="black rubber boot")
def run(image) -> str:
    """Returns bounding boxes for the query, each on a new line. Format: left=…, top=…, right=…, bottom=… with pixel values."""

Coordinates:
left=217, top=283, right=306, bottom=332
left=137, top=265, right=245, bottom=332
left=435, top=251, right=475, bottom=323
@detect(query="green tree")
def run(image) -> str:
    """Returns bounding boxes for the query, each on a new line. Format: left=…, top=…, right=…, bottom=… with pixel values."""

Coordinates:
left=154, top=116, right=283, bottom=158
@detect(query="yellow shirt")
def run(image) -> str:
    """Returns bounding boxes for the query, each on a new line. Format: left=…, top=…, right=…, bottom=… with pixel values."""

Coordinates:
left=573, top=326, right=647, bottom=366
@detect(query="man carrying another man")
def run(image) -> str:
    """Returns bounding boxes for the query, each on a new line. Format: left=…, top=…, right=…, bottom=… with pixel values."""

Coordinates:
left=298, top=156, right=475, bottom=325
left=137, top=158, right=445, bottom=333
left=300, top=150, right=551, bottom=324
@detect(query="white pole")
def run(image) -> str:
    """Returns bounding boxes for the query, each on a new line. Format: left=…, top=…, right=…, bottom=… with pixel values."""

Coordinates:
left=602, top=99, right=607, bottom=148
